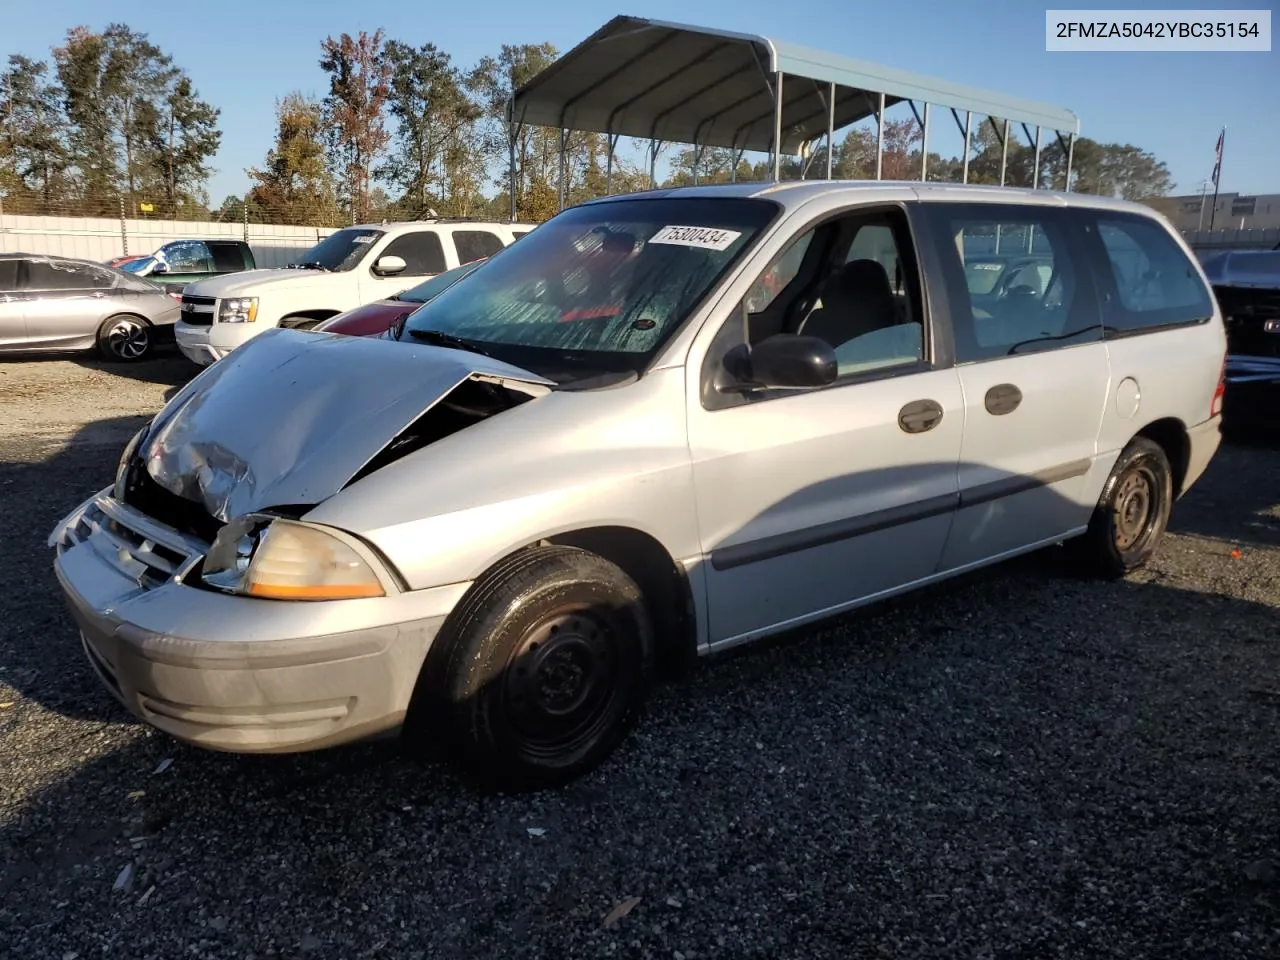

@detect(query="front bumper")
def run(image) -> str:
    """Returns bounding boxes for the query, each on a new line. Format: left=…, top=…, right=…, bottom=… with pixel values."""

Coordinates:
left=174, top=320, right=265, bottom=366
left=49, top=489, right=469, bottom=753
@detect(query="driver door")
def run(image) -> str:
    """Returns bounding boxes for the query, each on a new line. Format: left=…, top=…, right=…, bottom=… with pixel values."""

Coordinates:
left=685, top=202, right=965, bottom=647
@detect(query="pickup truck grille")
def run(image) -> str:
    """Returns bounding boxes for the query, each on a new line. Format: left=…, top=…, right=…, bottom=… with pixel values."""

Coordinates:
left=180, top=294, right=216, bottom=327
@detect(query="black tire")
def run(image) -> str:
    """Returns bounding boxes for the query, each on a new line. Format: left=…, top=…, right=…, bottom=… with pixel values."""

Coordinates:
left=409, top=545, right=655, bottom=790
left=95, top=314, right=153, bottom=362
left=1069, top=436, right=1173, bottom=579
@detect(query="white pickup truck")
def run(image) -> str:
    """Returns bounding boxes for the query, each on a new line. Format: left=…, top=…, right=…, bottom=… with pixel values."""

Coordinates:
left=174, top=218, right=535, bottom=366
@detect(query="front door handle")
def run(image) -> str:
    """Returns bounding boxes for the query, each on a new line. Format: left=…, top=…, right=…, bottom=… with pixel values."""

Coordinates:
left=983, top=383, right=1023, bottom=415
left=898, top=398, right=944, bottom=434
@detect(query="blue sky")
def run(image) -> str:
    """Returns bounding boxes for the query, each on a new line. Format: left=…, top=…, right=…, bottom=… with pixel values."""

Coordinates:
left=6, top=0, right=1277, bottom=202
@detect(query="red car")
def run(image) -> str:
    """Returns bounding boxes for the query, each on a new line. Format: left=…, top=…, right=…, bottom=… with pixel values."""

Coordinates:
left=314, top=259, right=486, bottom=337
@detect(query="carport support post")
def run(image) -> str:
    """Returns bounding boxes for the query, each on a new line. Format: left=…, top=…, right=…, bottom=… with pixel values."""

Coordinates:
left=1065, top=133, right=1076, bottom=191
left=1032, top=125, right=1042, bottom=189
left=961, top=110, right=972, bottom=184
left=557, top=128, right=568, bottom=212
left=875, top=91, right=886, bottom=179
left=1000, top=118, right=1010, bottom=186
left=920, top=103, right=930, bottom=181
left=769, top=72, right=783, bottom=181
left=507, top=115, right=519, bottom=222
left=604, top=133, right=618, bottom=195
left=826, top=81, right=836, bottom=179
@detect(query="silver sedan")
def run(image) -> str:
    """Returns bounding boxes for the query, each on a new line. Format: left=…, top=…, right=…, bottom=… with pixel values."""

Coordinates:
left=0, top=253, right=180, bottom=361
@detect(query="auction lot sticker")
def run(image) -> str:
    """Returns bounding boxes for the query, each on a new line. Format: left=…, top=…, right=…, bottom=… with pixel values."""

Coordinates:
left=649, top=226, right=743, bottom=251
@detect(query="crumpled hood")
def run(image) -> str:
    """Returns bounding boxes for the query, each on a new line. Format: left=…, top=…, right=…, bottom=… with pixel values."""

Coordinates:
left=183, top=268, right=337, bottom=298
left=139, top=327, right=553, bottom=522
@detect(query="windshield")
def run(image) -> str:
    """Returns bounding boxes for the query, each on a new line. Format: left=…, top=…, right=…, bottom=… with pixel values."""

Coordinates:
left=400, top=197, right=777, bottom=377
left=398, top=260, right=484, bottom=303
left=295, top=227, right=385, bottom=272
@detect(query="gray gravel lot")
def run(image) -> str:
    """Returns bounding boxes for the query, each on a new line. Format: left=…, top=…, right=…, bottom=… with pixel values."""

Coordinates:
left=1, top=352, right=1278, bottom=960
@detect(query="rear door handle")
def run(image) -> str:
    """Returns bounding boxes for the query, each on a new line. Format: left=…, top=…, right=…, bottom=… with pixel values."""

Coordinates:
left=984, top=383, right=1023, bottom=415
left=898, top=398, right=944, bottom=434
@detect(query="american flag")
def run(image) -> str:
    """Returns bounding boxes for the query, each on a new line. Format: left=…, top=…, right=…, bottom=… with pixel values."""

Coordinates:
left=1211, top=128, right=1225, bottom=188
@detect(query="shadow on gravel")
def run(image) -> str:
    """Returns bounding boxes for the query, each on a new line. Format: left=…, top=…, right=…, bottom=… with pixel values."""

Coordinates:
left=2, top=415, right=1279, bottom=957
left=1167, top=439, right=1280, bottom=551
left=0, top=350, right=193, bottom=391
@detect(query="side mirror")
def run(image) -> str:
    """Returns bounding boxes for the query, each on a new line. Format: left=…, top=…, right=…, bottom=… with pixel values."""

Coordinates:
left=373, top=255, right=407, bottom=276
left=720, top=334, right=837, bottom=392
left=151, top=261, right=169, bottom=275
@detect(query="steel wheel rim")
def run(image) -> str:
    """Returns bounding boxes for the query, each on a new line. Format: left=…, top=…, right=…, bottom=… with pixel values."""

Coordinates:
left=1113, top=464, right=1159, bottom=551
left=503, top=607, right=623, bottom=763
left=107, top=319, right=149, bottom=359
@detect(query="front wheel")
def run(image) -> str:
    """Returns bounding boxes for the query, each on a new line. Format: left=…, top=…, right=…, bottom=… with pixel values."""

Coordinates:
left=96, top=314, right=153, bottom=362
left=1069, top=436, right=1173, bottom=579
left=409, top=545, right=655, bottom=790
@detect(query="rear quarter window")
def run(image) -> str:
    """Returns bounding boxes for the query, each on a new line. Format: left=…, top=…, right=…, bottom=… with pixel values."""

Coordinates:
left=1088, top=213, right=1213, bottom=332
left=209, top=243, right=249, bottom=272
left=0, top=259, right=19, bottom=292
left=453, top=230, right=506, bottom=264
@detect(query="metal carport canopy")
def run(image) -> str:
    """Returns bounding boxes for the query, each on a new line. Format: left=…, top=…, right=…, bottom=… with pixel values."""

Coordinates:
left=509, top=15, right=1081, bottom=157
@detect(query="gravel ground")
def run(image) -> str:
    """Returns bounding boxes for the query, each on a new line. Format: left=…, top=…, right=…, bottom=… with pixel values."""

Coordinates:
left=1, top=351, right=1278, bottom=960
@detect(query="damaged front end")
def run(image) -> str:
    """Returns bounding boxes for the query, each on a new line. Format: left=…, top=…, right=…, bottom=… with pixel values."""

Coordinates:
left=63, top=327, right=553, bottom=598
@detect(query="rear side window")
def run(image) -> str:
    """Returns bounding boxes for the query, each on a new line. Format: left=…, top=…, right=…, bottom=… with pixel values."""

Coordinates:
left=209, top=243, right=247, bottom=272
left=26, top=258, right=115, bottom=291
left=1089, top=214, right=1213, bottom=331
left=920, top=203, right=1101, bottom=362
left=380, top=232, right=447, bottom=276
left=452, top=230, right=505, bottom=264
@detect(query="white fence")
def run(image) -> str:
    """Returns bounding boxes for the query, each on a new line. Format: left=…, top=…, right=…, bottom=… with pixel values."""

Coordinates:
left=0, top=214, right=338, bottom=268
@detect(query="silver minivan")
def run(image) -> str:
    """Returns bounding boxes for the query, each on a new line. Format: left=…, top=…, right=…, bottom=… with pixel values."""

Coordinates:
left=50, top=181, right=1227, bottom=789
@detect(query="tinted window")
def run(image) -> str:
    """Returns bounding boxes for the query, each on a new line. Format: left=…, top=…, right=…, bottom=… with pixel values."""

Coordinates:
left=380, top=232, right=447, bottom=276
left=0, top=259, right=18, bottom=292
left=26, top=258, right=115, bottom=291
left=924, top=204, right=1100, bottom=362
left=452, top=230, right=505, bottom=265
left=209, top=242, right=247, bottom=272
left=1091, top=214, right=1214, bottom=331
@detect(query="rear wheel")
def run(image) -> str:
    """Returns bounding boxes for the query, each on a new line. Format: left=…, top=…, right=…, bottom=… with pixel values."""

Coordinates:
left=1069, top=436, right=1173, bottom=579
left=96, top=314, right=152, bottom=362
left=408, top=545, right=654, bottom=790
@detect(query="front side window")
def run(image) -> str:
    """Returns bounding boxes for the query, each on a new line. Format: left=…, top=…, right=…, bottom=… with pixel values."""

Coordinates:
left=296, top=228, right=385, bottom=272
left=1091, top=214, right=1214, bottom=331
left=923, top=204, right=1100, bottom=362
left=161, top=240, right=213, bottom=273
left=401, top=197, right=778, bottom=377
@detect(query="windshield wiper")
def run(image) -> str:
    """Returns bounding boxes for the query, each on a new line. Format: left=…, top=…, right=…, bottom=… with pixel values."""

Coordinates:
left=1006, top=323, right=1109, bottom=355
left=406, top=328, right=493, bottom=358
left=287, top=261, right=333, bottom=271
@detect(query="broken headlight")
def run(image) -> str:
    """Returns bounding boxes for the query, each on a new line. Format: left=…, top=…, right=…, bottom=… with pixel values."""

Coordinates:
left=113, top=427, right=147, bottom=500
left=201, top=517, right=387, bottom=601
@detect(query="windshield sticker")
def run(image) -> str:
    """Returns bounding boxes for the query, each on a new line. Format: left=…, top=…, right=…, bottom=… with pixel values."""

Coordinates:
left=351, top=234, right=377, bottom=244
left=649, top=225, right=742, bottom=251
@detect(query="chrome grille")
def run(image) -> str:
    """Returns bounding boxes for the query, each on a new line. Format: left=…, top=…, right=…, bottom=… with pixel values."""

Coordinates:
left=57, top=495, right=208, bottom=591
